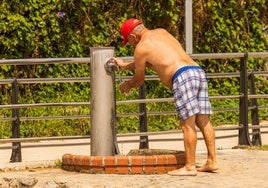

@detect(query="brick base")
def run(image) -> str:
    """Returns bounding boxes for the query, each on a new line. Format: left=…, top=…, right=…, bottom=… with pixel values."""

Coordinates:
left=62, top=153, right=185, bottom=174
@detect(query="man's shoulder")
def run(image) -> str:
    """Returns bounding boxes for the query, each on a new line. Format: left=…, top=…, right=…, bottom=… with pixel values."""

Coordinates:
left=152, top=28, right=168, bottom=33
left=134, top=42, right=149, bottom=54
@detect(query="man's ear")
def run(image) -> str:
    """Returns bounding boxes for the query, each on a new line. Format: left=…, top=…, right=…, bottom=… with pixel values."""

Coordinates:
left=128, top=34, right=136, bottom=41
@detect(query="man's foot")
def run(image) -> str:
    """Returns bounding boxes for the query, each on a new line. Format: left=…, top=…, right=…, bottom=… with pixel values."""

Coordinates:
left=168, top=166, right=197, bottom=176
left=197, top=164, right=218, bottom=172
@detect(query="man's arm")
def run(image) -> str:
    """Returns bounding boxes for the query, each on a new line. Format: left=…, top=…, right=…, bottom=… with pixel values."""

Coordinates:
left=117, top=48, right=147, bottom=93
left=112, top=57, right=135, bottom=70
left=128, top=53, right=146, bottom=88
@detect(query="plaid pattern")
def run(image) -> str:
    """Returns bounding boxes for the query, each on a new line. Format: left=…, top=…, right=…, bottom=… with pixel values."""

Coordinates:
left=172, top=66, right=212, bottom=120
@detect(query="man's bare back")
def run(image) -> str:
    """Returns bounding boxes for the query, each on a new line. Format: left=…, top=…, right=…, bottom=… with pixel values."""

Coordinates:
left=135, top=28, right=198, bottom=89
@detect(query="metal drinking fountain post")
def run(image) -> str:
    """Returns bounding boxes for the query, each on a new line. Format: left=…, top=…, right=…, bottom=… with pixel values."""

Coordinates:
left=90, top=47, right=119, bottom=156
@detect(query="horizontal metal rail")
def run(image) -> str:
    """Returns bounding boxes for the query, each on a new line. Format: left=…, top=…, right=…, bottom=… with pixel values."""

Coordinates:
left=1, top=71, right=266, bottom=85
left=5, top=124, right=268, bottom=144
left=0, top=58, right=91, bottom=65
left=248, top=94, right=268, bottom=99
left=2, top=93, right=267, bottom=110
left=122, top=52, right=268, bottom=62
left=0, top=115, right=90, bottom=122
left=190, top=52, right=268, bottom=59
left=0, top=102, right=91, bottom=109
left=0, top=77, right=90, bottom=85
left=4, top=105, right=268, bottom=122
left=117, top=71, right=268, bottom=82
left=0, top=135, right=90, bottom=143
left=19, top=115, right=90, bottom=121
left=0, top=52, right=267, bottom=66
left=1, top=71, right=267, bottom=85
left=117, top=107, right=240, bottom=118
left=0, top=125, right=268, bottom=149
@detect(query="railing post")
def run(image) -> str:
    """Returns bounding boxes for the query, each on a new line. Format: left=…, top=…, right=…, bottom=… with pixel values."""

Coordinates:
left=185, top=0, right=193, bottom=54
left=249, top=72, right=262, bottom=146
left=10, top=78, right=22, bottom=162
left=238, top=52, right=251, bottom=146
left=139, top=84, right=149, bottom=149
left=90, top=47, right=119, bottom=156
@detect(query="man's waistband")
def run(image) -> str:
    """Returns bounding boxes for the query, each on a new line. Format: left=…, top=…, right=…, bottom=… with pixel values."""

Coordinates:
left=172, top=66, right=201, bottom=82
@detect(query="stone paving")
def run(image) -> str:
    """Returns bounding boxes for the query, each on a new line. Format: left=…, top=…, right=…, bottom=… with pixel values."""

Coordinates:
left=0, top=127, right=268, bottom=187
left=1, top=149, right=268, bottom=188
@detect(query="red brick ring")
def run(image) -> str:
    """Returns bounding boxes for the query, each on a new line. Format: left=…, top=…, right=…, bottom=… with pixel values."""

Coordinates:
left=62, top=153, right=185, bottom=174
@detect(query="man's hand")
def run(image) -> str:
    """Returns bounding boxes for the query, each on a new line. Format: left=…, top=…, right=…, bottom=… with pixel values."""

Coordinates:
left=112, top=57, right=136, bottom=70
left=112, top=57, right=125, bottom=70
left=119, top=81, right=131, bottom=94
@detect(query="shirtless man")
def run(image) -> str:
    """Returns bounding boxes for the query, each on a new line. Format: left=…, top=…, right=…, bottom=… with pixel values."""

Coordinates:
left=113, top=18, right=218, bottom=176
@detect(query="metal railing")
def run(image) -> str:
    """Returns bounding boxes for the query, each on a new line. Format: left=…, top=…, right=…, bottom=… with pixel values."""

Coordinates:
left=0, top=52, right=268, bottom=162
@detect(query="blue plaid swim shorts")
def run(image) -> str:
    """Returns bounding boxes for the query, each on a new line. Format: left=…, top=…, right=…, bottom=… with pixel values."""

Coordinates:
left=172, top=66, right=212, bottom=120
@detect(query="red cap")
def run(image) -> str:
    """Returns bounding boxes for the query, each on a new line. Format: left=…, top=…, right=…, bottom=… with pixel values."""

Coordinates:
left=120, top=18, right=143, bottom=46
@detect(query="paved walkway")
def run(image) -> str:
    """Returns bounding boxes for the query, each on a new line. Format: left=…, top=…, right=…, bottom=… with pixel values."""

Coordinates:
left=0, top=128, right=267, bottom=187
left=0, top=149, right=268, bottom=188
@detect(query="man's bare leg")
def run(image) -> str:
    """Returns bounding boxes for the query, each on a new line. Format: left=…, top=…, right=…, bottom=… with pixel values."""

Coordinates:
left=168, top=115, right=198, bottom=176
left=196, top=114, right=218, bottom=172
